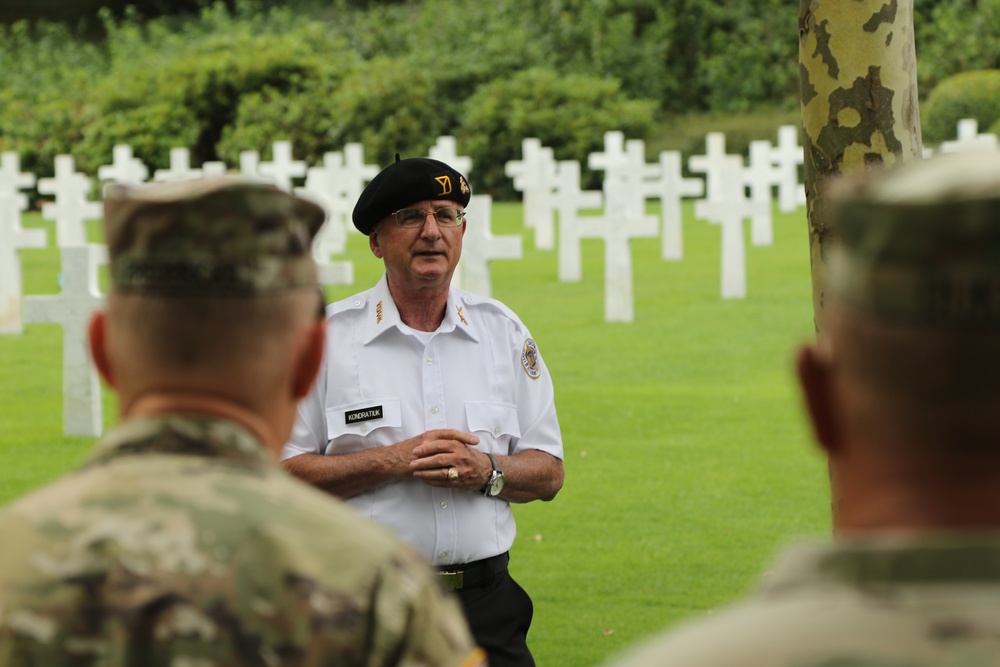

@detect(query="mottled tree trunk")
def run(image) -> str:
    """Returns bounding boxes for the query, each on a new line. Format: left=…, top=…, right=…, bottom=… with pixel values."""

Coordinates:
left=798, top=0, right=923, bottom=530
left=799, top=0, right=923, bottom=328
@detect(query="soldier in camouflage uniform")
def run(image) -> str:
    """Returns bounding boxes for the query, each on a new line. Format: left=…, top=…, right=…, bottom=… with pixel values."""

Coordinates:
left=0, top=178, right=486, bottom=667
left=605, top=151, right=1000, bottom=667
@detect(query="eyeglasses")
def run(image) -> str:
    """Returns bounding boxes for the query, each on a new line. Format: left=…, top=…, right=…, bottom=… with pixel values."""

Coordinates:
left=392, top=207, right=466, bottom=228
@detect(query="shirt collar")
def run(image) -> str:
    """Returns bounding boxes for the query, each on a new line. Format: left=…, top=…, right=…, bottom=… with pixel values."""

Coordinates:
left=84, top=414, right=273, bottom=469
left=761, top=535, right=1000, bottom=594
left=363, top=273, right=479, bottom=344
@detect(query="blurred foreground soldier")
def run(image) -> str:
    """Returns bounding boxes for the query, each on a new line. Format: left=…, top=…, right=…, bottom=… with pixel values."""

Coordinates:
left=0, top=178, right=484, bottom=667
left=605, top=151, right=1000, bottom=666
left=283, top=157, right=564, bottom=667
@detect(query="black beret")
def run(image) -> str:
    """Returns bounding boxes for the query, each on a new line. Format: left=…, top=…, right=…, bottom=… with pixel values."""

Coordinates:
left=352, top=157, right=472, bottom=235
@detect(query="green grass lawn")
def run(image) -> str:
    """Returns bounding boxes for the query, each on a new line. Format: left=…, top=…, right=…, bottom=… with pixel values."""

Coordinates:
left=0, top=201, right=829, bottom=666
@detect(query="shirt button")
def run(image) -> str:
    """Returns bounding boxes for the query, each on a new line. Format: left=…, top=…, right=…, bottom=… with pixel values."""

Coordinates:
left=360, top=425, right=368, bottom=434
left=493, top=426, right=501, bottom=436
left=438, top=551, right=449, bottom=560
left=426, top=358, right=433, bottom=365
left=440, top=501, right=448, bottom=509
left=353, top=300, right=362, bottom=307
left=430, top=405, right=439, bottom=414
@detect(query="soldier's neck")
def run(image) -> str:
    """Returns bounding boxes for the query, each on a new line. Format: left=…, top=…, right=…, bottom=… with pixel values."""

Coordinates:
left=123, top=391, right=279, bottom=455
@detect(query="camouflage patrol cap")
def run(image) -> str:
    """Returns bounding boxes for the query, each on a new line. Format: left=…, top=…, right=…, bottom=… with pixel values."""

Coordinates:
left=829, top=151, right=1000, bottom=325
left=103, top=177, right=325, bottom=295
left=352, top=156, right=471, bottom=235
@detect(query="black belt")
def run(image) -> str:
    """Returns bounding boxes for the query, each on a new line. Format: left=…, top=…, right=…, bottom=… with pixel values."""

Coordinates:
left=437, top=552, right=509, bottom=591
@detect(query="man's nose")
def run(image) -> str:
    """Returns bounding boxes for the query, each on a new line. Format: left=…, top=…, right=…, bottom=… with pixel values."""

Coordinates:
left=420, top=211, right=442, bottom=236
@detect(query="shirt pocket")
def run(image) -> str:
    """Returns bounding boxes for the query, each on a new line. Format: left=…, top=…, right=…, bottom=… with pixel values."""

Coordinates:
left=325, top=398, right=402, bottom=452
left=465, top=401, right=521, bottom=455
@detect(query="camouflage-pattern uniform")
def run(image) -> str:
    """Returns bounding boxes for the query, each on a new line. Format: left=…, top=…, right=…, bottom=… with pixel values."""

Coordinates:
left=0, top=416, right=481, bottom=666
left=605, top=152, right=1000, bottom=667
left=605, top=536, right=1000, bottom=667
left=0, top=178, right=484, bottom=666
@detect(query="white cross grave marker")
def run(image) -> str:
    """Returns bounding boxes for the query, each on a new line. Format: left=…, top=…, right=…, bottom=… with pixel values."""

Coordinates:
left=584, top=132, right=662, bottom=322
left=240, top=150, right=261, bottom=178
left=317, top=259, right=354, bottom=288
left=455, top=194, right=522, bottom=297
left=301, top=152, right=351, bottom=258
left=97, top=144, right=149, bottom=185
left=589, top=132, right=660, bottom=219
left=772, top=125, right=807, bottom=212
left=940, top=118, right=1000, bottom=154
left=202, top=161, right=228, bottom=177
left=553, top=160, right=602, bottom=282
left=429, top=136, right=473, bottom=176
left=650, top=150, right=704, bottom=261
left=688, top=132, right=731, bottom=203
left=0, top=151, right=36, bottom=212
left=0, top=194, right=47, bottom=334
left=23, top=244, right=107, bottom=436
left=38, top=155, right=103, bottom=247
left=343, top=143, right=379, bottom=204
left=694, top=157, right=770, bottom=299
left=259, top=140, right=307, bottom=192
left=744, top=140, right=780, bottom=246
left=505, top=138, right=558, bottom=250
left=153, top=148, right=203, bottom=182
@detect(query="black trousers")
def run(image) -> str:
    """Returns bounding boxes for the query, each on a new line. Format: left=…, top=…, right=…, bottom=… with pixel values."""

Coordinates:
left=452, top=555, right=535, bottom=667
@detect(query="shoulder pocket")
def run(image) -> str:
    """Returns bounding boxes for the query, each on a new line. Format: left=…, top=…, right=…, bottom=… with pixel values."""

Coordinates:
left=327, top=398, right=402, bottom=439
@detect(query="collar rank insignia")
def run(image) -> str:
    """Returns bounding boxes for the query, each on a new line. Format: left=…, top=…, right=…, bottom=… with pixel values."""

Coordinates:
left=376, top=300, right=383, bottom=324
left=457, top=305, right=468, bottom=325
left=520, top=338, right=541, bottom=379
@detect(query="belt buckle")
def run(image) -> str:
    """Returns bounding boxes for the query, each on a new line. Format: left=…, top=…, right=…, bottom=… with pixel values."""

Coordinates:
left=439, top=570, right=464, bottom=591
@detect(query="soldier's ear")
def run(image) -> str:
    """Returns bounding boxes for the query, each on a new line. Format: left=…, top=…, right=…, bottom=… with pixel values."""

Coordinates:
left=88, top=311, right=117, bottom=389
left=796, top=343, right=843, bottom=457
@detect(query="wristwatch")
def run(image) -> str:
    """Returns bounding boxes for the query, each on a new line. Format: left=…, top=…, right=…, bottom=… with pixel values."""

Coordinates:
left=483, top=453, right=505, bottom=497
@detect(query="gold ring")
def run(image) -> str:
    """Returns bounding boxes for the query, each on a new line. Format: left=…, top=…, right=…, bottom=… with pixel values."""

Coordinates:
left=447, top=467, right=460, bottom=481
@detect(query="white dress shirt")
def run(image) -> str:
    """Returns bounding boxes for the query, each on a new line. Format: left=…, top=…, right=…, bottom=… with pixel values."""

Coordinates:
left=283, top=274, right=564, bottom=565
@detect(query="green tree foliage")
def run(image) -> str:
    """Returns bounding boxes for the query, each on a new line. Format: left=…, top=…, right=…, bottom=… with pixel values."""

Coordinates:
left=0, top=21, right=105, bottom=175
left=0, top=0, right=994, bottom=193
left=914, top=0, right=1000, bottom=95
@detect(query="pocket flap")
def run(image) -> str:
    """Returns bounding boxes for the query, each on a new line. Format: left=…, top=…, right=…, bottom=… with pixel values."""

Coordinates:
left=465, top=401, right=521, bottom=439
left=327, top=399, right=401, bottom=438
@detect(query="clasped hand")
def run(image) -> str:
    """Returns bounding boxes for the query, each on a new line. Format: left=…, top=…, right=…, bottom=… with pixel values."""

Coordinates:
left=407, top=429, right=489, bottom=490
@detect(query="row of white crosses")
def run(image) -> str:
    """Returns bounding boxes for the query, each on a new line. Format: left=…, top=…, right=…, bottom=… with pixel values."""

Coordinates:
left=5, top=120, right=998, bottom=436
left=505, top=126, right=802, bottom=315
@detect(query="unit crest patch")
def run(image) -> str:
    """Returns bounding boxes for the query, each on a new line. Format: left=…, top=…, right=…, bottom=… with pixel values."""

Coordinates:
left=521, top=338, right=541, bottom=379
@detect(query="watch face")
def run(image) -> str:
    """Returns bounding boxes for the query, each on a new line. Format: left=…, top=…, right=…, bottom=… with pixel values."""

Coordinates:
left=488, top=473, right=505, bottom=497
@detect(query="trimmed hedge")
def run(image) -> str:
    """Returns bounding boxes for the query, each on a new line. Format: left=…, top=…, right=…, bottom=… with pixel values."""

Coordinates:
left=921, top=70, right=1000, bottom=145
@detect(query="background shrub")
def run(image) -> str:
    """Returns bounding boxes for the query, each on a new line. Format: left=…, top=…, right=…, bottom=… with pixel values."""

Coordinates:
left=75, top=26, right=342, bottom=173
left=326, top=57, right=447, bottom=169
left=921, top=70, right=1000, bottom=145
left=457, top=68, right=658, bottom=198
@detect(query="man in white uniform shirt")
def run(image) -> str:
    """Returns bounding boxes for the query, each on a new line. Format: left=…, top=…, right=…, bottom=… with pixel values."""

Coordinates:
left=283, top=156, right=565, bottom=667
